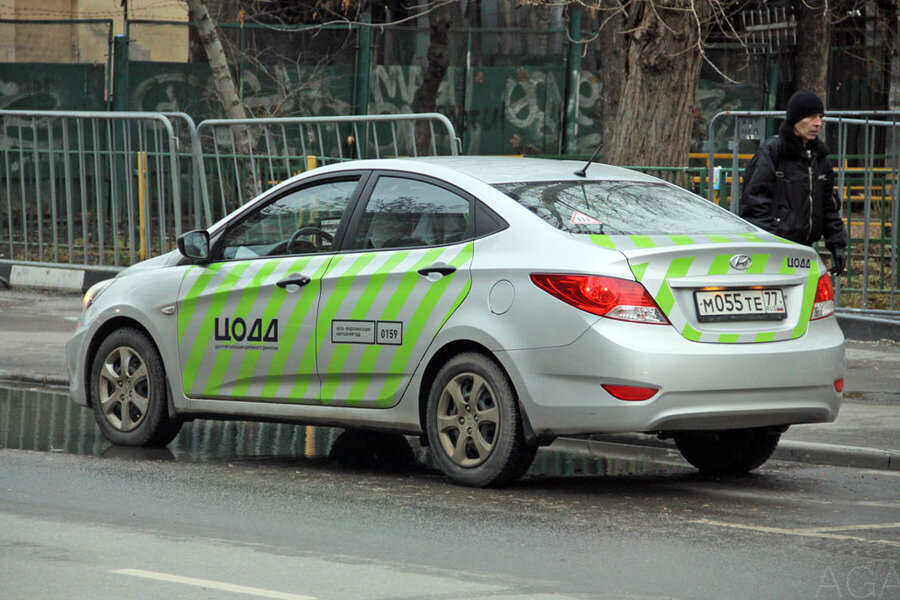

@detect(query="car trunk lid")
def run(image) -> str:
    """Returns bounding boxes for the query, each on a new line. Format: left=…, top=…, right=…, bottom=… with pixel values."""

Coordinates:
left=583, top=232, right=823, bottom=343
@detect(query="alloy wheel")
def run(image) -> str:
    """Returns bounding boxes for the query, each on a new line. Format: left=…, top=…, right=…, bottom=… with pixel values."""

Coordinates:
left=98, top=346, right=150, bottom=432
left=435, top=372, right=499, bottom=467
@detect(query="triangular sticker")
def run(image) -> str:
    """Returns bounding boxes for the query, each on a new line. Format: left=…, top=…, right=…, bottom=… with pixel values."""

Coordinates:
left=570, top=211, right=602, bottom=225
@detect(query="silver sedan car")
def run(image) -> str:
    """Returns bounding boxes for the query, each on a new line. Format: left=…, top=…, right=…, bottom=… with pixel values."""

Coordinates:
left=67, top=157, right=844, bottom=486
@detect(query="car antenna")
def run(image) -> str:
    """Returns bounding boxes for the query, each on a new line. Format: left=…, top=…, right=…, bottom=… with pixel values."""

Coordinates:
left=574, top=143, right=602, bottom=178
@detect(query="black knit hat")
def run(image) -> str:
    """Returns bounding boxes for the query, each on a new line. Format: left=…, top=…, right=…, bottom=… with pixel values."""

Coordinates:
left=786, top=89, right=825, bottom=125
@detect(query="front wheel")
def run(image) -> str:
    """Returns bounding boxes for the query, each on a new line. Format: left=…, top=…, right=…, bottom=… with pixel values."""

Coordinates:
left=425, top=353, right=536, bottom=487
left=672, top=427, right=782, bottom=475
left=89, top=328, right=182, bottom=447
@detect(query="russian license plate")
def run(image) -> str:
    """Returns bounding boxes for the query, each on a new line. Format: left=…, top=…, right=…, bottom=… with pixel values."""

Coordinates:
left=694, top=288, right=787, bottom=322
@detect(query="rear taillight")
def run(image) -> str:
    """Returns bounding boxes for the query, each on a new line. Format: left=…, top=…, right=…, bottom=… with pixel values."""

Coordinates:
left=530, top=274, right=669, bottom=324
left=602, top=384, right=659, bottom=401
left=833, top=378, right=844, bottom=392
left=810, top=274, right=835, bottom=320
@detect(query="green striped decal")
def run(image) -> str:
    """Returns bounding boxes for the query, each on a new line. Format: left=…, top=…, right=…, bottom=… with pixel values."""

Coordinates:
left=346, top=248, right=447, bottom=403
left=439, top=278, right=472, bottom=329
left=791, top=262, right=820, bottom=339
left=718, top=334, right=740, bottom=344
left=375, top=244, right=474, bottom=406
left=779, top=256, right=797, bottom=275
left=755, top=332, right=776, bottom=343
left=746, top=254, right=770, bottom=274
left=315, top=252, right=380, bottom=403
left=177, top=263, right=223, bottom=345
left=682, top=323, right=702, bottom=341
left=630, top=235, right=656, bottom=249
left=589, top=235, right=616, bottom=250
left=259, top=258, right=336, bottom=400
left=654, top=256, right=694, bottom=314
left=708, top=254, right=731, bottom=275
left=202, top=259, right=282, bottom=397
left=230, top=257, right=312, bottom=398
left=630, top=262, right=649, bottom=282
left=321, top=251, right=411, bottom=405
left=669, top=235, right=694, bottom=245
left=181, top=263, right=250, bottom=393
left=707, top=234, right=732, bottom=244
left=286, top=257, right=346, bottom=401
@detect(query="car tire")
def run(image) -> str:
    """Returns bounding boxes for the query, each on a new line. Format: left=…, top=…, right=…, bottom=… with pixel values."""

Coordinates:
left=672, top=427, right=782, bottom=474
left=426, top=353, right=536, bottom=487
left=89, top=327, right=182, bottom=447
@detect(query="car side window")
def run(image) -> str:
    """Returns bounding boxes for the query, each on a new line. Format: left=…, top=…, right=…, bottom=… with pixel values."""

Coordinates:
left=219, top=178, right=359, bottom=260
left=350, top=176, right=471, bottom=250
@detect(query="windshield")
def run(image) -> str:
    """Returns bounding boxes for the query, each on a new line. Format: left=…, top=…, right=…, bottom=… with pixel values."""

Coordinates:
left=493, top=180, right=755, bottom=235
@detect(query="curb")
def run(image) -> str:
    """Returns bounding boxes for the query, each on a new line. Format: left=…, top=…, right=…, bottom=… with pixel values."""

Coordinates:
left=836, top=313, right=900, bottom=343
left=0, top=261, right=118, bottom=294
left=563, top=433, right=899, bottom=472
left=0, top=372, right=69, bottom=390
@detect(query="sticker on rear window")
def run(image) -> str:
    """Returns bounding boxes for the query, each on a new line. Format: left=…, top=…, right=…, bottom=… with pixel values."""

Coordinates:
left=570, top=211, right=602, bottom=225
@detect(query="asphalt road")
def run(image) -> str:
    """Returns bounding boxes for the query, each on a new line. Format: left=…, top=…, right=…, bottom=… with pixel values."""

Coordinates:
left=1, top=385, right=898, bottom=600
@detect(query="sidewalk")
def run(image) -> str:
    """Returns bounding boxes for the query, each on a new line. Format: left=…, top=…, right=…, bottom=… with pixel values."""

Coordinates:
left=1, top=288, right=897, bottom=470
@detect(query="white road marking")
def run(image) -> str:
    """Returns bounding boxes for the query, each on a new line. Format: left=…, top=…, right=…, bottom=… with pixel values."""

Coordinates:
left=112, top=569, right=317, bottom=600
left=694, top=519, right=900, bottom=548
left=796, top=522, right=900, bottom=534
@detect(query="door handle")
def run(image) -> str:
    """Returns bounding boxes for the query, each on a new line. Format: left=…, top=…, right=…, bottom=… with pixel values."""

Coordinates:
left=418, top=263, right=457, bottom=277
left=276, top=274, right=311, bottom=288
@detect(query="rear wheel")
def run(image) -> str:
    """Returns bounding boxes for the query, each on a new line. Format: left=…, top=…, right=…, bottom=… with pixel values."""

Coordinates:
left=672, top=427, right=782, bottom=474
left=89, top=328, right=182, bottom=447
left=426, top=353, right=536, bottom=487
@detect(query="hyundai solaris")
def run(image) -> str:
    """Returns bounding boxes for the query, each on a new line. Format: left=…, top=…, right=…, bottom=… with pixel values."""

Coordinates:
left=67, top=157, right=844, bottom=487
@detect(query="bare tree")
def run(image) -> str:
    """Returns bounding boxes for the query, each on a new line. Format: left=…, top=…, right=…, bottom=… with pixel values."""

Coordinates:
left=413, top=1, right=459, bottom=154
left=524, top=1, right=724, bottom=172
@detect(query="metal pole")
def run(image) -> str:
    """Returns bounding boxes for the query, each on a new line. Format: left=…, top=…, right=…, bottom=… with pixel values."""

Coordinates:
left=562, top=5, right=582, bottom=156
left=137, top=151, right=148, bottom=261
left=353, top=13, right=373, bottom=117
left=729, top=119, right=741, bottom=213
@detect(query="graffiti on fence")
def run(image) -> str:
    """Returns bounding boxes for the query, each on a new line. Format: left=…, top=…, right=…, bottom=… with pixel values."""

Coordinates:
left=0, top=64, right=105, bottom=111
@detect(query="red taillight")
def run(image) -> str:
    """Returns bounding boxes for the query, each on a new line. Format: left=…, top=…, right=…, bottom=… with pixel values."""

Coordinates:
left=602, top=384, right=659, bottom=401
left=834, top=378, right=844, bottom=392
left=530, top=274, right=669, bottom=324
left=811, top=274, right=835, bottom=320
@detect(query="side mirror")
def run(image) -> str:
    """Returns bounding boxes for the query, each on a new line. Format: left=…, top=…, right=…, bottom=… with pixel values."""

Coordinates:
left=177, top=230, right=210, bottom=263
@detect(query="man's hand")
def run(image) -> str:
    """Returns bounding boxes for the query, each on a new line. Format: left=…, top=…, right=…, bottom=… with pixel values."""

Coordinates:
left=830, top=246, right=847, bottom=274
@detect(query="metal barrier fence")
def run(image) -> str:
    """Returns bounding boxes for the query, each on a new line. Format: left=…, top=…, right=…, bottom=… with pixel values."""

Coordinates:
left=0, top=110, right=185, bottom=268
left=196, top=113, right=461, bottom=221
left=707, top=111, right=899, bottom=312
left=0, top=111, right=460, bottom=267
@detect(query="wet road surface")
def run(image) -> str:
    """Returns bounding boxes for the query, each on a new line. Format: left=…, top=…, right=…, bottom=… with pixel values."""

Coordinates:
left=1, top=383, right=898, bottom=600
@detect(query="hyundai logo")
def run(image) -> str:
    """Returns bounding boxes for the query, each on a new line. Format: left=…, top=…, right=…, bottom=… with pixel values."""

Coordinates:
left=730, top=254, right=752, bottom=270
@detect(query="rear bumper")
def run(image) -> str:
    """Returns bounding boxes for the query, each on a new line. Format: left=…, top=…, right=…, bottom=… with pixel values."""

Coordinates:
left=499, top=316, right=844, bottom=436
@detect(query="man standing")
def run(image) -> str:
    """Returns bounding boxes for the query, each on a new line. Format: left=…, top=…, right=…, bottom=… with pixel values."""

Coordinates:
left=740, top=89, right=848, bottom=273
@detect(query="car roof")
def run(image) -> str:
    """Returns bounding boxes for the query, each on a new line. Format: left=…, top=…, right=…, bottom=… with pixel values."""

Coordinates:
left=397, top=156, right=660, bottom=184
left=307, top=156, right=662, bottom=186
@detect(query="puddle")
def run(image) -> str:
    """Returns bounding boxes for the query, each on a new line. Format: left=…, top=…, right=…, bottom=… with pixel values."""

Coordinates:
left=0, top=384, right=687, bottom=478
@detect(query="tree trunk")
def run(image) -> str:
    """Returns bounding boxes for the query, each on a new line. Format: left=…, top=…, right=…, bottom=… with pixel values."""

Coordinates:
left=603, top=0, right=712, bottom=178
left=185, top=0, right=258, bottom=199
left=413, top=3, right=454, bottom=155
left=794, top=0, right=830, bottom=103
left=878, top=0, right=900, bottom=111
left=596, top=8, right=626, bottom=160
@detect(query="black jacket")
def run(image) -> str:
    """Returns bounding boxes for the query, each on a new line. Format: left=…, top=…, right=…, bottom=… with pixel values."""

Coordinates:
left=740, top=121, right=847, bottom=250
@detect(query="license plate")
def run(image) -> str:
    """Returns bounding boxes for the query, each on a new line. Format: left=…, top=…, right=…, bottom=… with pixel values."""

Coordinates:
left=694, top=288, right=787, bottom=322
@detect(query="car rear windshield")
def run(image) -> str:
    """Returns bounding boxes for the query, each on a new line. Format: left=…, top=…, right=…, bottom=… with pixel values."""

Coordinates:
left=493, top=181, right=755, bottom=235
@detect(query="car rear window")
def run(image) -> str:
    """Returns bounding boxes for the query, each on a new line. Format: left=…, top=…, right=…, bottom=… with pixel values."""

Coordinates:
left=493, top=181, right=755, bottom=235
